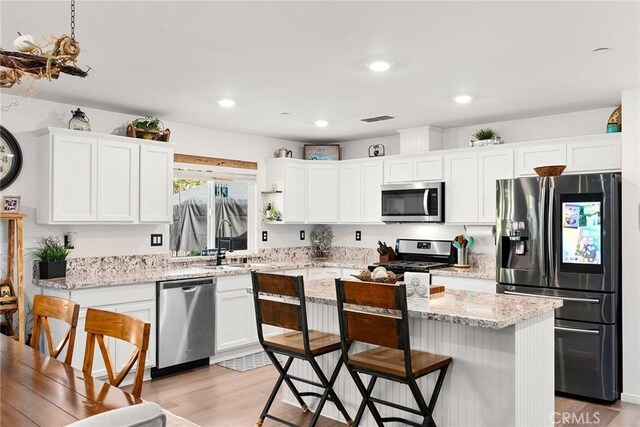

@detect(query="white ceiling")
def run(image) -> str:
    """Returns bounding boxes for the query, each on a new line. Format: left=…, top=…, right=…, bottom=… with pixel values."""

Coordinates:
left=2, top=1, right=639, bottom=142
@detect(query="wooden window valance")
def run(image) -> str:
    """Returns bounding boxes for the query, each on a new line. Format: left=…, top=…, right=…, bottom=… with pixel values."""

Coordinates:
left=174, top=153, right=257, bottom=170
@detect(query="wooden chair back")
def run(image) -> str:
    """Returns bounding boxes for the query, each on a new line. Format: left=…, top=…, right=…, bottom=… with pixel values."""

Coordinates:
left=335, top=280, right=409, bottom=350
left=30, top=294, right=80, bottom=365
left=82, top=308, right=151, bottom=398
left=251, top=271, right=305, bottom=335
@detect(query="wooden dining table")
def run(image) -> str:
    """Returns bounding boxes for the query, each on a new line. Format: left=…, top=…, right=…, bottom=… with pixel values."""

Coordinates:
left=0, top=333, right=142, bottom=426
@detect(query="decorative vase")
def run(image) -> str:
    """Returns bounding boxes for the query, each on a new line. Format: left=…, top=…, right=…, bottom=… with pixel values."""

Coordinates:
left=69, top=108, right=91, bottom=131
left=39, top=261, right=67, bottom=279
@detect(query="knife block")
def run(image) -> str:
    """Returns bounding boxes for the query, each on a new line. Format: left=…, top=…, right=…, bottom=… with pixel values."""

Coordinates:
left=379, top=248, right=396, bottom=263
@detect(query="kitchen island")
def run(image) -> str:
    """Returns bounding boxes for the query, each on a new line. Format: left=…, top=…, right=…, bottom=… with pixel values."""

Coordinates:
left=279, top=278, right=562, bottom=427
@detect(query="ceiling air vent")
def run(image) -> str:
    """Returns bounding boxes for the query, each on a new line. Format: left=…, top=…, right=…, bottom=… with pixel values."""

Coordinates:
left=360, top=115, right=395, bottom=123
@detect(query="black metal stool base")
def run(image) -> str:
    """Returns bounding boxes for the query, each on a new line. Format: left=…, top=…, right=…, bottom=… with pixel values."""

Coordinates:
left=348, top=365, right=449, bottom=427
left=257, top=349, right=353, bottom=427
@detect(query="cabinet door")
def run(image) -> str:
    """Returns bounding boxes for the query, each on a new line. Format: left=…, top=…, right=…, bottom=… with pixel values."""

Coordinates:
left=478, top=149, right=514, bottom=223
left=339, top=163, right=362, bottom=223
left=413, top=155, right=443, bottom=181
left=283, top=161, right=307, bottom=223
left=444, top=152, right=479, bottom=223
left=307, top=163, right=339, bottom=223
left=97, top=140, right=139, bottom=222
left=566, top=137, right=621, bottom=173
left=139, top=145, right=173, bottom=222
left=361, top=161, right=384, bottom=223
left=216, top=289, right=253, bottom=351
left=115, top=301, right=156, bottom=370
left=52, top=135, right=98, bottom=222
left=515, top=143, right=566, bottom=177
left=384, top=158, right=413, bottom=183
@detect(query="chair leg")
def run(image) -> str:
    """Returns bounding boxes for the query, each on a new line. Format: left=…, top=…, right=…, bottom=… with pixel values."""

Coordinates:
left=257, top=355, right=301, bottom=426
left=407, top=377, right=434, bottom=427
left=346, top=367, right=384, bottom=427
left=265, top=353, right=309, bottom=410
left=307, top=356, right=352, bottom=426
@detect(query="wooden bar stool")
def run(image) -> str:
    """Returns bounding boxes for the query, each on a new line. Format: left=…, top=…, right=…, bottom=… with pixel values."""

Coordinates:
left=251, top=271, right=352, bottom=427
left=82, top=308, right=151, bottom=399
left=30, top=294, right=80, bottom=365
left=335, top=280, right=452, bottom=427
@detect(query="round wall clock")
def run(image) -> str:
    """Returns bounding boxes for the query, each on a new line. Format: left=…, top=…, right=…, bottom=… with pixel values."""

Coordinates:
left=0, top=126, right=23, bottom=190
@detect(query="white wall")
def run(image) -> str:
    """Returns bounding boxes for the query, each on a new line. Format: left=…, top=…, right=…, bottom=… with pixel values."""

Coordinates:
left=0, top=96, right=307, bottom=298
left=441, top=107, right=617, bottom=149
left=340, top=134, right=400, bottom=160
left=620, top=88, right=640, bottom=404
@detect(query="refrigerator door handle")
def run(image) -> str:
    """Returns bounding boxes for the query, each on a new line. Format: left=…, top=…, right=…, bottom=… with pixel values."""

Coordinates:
left=555, top=326, right=600, bottom=335
left=540, top=185, right=547, bottom=278
left=547, top=186, right=556, bottom=279
left=503, top=290, right=600, bottom=303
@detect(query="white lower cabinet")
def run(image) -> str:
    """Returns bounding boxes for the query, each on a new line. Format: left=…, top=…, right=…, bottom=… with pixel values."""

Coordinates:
left=41, top=284, right=156, bottom=380
left=215, top=274, right=280, bottom=353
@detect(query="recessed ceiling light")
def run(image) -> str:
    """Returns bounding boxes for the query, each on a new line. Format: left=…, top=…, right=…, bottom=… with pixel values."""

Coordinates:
left=593, top=47, right=611, bottom=53
left=315, top=120, right=329, bottom=128
left=218, top=99, right=236, bottom=108
left=453, top=95, right=473, bottom=104
left=367, top=60, right=392, bottom=72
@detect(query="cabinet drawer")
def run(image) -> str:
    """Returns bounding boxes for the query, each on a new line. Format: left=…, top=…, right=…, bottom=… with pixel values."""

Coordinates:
left=216, top=274, right=251, bottom=292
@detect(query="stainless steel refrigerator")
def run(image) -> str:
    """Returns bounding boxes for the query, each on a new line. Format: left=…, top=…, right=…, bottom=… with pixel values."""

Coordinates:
left=496, top=173, right=621, bottom=402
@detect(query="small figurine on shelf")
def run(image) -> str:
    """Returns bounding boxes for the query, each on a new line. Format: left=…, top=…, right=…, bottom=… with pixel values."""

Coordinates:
left=69, top=108, right=91, bottom=131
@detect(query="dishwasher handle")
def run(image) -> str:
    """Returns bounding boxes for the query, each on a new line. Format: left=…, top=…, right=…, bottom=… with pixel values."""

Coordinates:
left=159, top=278, right=215, bottom=290
left=182, top=286, right=198, bottom=292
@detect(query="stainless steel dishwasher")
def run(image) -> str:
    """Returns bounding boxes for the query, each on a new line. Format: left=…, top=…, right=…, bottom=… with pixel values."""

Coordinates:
left=151, top=277, right=216, bottom=378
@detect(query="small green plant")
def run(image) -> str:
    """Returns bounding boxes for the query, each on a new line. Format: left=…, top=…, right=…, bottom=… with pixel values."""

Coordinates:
left=33, top=236, right=71, bottom=263
left=473, top=128, right=499, bottom=141
left=132, top=117, right=162, bottom=130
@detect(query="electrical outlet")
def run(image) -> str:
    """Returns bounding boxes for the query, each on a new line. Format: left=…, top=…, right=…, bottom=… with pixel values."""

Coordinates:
left=355, top=231, right=361, bottom=241
left=262, top=231, right=268, bottom=242
left=300, top=230, right=305, bottom=240
left=150, top=234, right=163, bottom=247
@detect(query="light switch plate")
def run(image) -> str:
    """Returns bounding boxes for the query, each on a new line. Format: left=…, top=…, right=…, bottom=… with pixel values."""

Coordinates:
left=355, top=231, right=361, bottom=241
left=150, top=234, right=163, bottom=247
left=262, top=231, right=268, bottom=242
left=300, top=230, right=305, bottom=240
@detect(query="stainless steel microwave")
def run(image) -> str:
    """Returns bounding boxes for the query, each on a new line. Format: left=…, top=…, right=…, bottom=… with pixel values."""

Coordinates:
left=381, top=182, right=444, bottom=223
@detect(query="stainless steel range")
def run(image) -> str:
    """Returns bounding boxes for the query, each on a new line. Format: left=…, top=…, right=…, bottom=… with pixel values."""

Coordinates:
left=369, top=239, right=455, bottom=274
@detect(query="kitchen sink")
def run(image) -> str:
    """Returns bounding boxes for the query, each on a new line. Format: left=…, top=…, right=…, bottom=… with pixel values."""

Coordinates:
left=226, top=263, right=271, bottom=269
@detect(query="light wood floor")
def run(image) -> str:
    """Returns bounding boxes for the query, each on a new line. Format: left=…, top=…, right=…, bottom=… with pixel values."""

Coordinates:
left=130, top=364, right=640, bottom=426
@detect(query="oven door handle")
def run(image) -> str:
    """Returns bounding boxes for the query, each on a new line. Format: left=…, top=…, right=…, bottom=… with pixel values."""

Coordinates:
left=503, top=290, right=600, bottom=304
left=554, top=326, right=600, bottom=335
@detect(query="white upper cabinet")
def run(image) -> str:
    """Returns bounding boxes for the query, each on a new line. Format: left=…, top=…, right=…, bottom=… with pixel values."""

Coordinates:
left=307, top=162, right=339, bottom=223
left=565, top=135, right=621, bottom=173
left=139, top=145, right=173, bottom=223
left=98, top=140, right=139, bottom=222
left=515, top=143, right=567, bottom=177
left=384, top=157, right=413, bottom=183
left=361, top=160, right=384, bottom=223
left=338, top=159, right=383, bottom=224
left=51, top=134, right=98, bottom=222
left=36, top=128, right=173, bottom=224
left=413, top=155, right=443, bottom=181
left=339, top=162, right=362, bottom=223
left=477, top=148, right=514, bottom=224
left=444, top=152, right=479, bottom=224
left=284, top=160, right=307, bottom=223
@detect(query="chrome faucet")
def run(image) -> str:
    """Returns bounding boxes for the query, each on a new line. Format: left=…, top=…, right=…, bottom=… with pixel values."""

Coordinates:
left=216, top=219, right=233, bottom=265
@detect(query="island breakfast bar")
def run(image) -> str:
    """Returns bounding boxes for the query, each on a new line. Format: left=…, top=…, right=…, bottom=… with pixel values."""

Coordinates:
left=275, top=278, right=562, bottom=427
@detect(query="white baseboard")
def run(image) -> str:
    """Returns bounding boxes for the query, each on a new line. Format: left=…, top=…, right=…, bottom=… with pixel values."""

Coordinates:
left=621, top=392, right=640, bottom=404
left=209, top=344, right=262, bottom=364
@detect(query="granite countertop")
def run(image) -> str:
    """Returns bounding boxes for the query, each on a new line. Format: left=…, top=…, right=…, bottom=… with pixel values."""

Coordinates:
left=34, top=259, right=367, bottom=290
left=289, top=278, right=562, bottom=329
left=432, top=265, right=495, bottom=280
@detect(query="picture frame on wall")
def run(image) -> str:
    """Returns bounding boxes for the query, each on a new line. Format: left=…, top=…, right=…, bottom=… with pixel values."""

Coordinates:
left=2, top=195, right=21, bottom=213
left=304, top=144, right=341, bottom=161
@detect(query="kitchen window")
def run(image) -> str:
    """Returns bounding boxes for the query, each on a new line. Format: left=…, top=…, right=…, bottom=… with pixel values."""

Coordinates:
left=171, top=168, right=257, bottom=257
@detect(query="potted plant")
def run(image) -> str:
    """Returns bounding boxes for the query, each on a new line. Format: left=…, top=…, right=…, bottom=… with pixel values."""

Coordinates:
left=34, top=236, right=71, bottom=279
left=471, top=128, right=501, bottom=146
